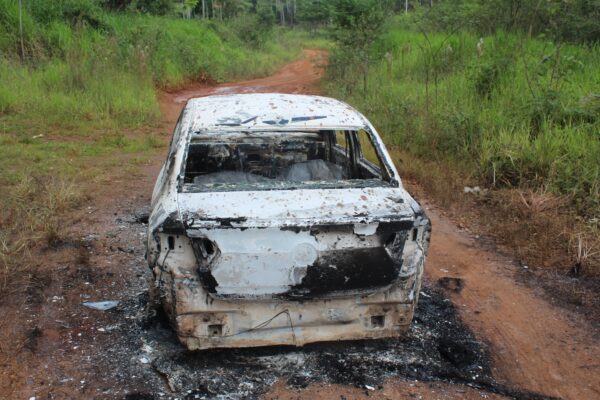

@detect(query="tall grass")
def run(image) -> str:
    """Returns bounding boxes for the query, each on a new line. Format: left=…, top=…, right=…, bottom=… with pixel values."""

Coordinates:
left=0, top=7, right=307, bottom=192
left=0, top=174, right=84, bottom=292
left=327, top=26, right=600, bottom=219
left=0, top=3, right=303, bottom=131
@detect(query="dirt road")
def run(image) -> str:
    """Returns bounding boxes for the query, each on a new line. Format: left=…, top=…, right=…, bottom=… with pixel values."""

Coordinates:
left=2, top=49, right=598, bottom=400
left=158, top=49, right=327, bottom=124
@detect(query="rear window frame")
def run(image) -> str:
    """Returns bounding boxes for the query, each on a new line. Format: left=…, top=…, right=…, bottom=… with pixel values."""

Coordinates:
left=177, top=128, right=397, bottom=193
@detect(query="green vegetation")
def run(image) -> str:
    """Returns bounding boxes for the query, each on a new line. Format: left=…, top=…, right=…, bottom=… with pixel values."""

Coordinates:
left=0, top=0, right=321, bottom=188
left=421, top=0, right=600, bottom=44
left=329, top=26, right=599, bottom=218
left=0, top=1, right=307, bottom=131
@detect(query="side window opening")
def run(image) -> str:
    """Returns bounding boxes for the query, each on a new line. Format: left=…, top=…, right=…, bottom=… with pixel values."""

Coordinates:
left=354, top=130, right=387, bottom=180
left=333, top=130, right=351, bottom=178
left=152, top=114, right=185, bottom=205
left=182, top=130, right=391, bottom=189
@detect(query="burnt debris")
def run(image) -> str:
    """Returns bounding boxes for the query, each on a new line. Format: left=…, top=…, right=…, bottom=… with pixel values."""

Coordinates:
left=109, top=281, right=556, bottom=400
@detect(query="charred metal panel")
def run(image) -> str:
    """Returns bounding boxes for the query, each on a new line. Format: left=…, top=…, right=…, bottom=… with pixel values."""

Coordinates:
left=178, top=187, right=414, bottom=229
left=191, top=228, right=320, bottom=296
left=287, top=247, right=402, bottom=297
left=186, top=94, right=369, bottom=133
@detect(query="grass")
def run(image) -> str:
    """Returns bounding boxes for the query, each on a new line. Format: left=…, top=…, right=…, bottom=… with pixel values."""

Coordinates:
left=326, top=22, right=599, bottom=274
left=0, top=174, right=85, bottom=292
left=0, top=7, right=310, bottom=190
left=0, top=17, right=304, bottom=132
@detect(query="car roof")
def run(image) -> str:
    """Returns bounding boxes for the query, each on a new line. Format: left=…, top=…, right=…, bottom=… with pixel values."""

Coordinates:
left=185, top=93, right=368, bottom=132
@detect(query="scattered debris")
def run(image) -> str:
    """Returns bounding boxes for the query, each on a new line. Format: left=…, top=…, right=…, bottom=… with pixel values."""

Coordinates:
left=93, top=284, right=556, bottom=400
left=82, top=301, right=120, bottom=311
left=134, top=212, right=150, bottom=225
left=463, top=186, right=486, bottom=195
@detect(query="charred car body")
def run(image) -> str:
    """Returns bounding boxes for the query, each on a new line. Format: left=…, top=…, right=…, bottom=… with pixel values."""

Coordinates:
left=147, top=94, right=430, bottom=350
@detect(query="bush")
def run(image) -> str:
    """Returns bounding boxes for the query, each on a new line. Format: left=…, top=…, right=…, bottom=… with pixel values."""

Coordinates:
left=225, top=13, right=273, bottom=49
left=28, top=0, right=106, bottom=28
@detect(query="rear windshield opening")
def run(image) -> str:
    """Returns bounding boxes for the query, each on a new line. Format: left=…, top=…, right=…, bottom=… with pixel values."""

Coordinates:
left=182, top=130, right=392, bottom=191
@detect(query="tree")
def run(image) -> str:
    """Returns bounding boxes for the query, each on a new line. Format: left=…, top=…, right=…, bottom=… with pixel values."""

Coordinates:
left=423, top=0, right=600, bottom=43
left=102, top=0, right=174, bottom=15
left=183, top=0, right=199, bottom=18
left=297, top=0, right=331, bottom=31
left=331, top=0, right=394, bottom=93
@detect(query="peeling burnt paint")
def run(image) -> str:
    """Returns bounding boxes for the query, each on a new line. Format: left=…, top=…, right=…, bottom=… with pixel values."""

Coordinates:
left=146, top=93, right=431, bottom=350
left=288, top=247, right=403, bottom=297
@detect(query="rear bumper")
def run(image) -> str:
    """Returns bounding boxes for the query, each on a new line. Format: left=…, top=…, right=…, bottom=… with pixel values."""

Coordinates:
left=168, top=251, right=424, bottom=350
left=178, top=300, right=415, bottom=350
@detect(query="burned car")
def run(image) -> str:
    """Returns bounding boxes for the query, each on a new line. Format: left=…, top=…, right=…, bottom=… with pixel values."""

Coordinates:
left=147, top=93, right=430, bottom=350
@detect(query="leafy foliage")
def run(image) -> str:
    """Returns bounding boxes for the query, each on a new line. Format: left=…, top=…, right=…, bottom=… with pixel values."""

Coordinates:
left=419, top=0, right=600, bottom=44
left=328, top=0, right=394, bottom=93
left=0, top=0, right=303, bottom=128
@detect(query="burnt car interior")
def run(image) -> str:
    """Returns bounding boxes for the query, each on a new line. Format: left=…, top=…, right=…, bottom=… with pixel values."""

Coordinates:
left=183, top=130, right=391, bottom=187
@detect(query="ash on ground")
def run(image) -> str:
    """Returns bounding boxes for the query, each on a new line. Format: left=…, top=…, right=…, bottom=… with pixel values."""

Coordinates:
left=109, top=286, right=492, bottom=400
left=65, top=211, right=548, bottom=400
